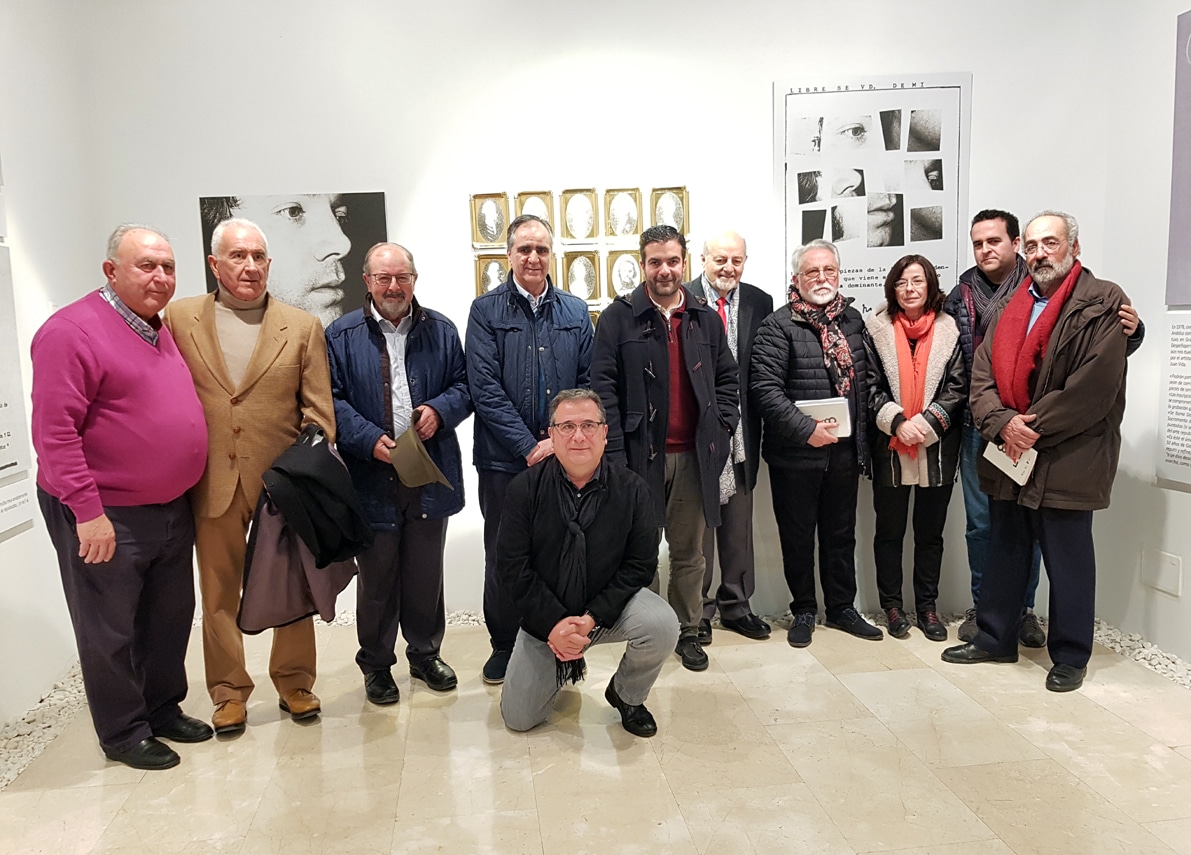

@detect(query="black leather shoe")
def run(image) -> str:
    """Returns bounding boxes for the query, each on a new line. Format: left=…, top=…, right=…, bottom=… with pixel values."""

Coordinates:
left=483, top=649, right=513, bottom=685
left=721, top=613, right=772, bottom=640
left=1019, top=610, right=1047, bottom=648
left=696, top=618, right=713, bottom=646
left=604, top=679, right=657, bottom=737
left=104, top=737, right=180, bottom=770
left=885, top=608, right=911, bottom=639
left=826, top=608, right=883, bottom=640
left=410, top=657, right=458, bottom=692
left=941, top=642, right=1018, bottom=664
left=1046, top=663, right=1086, bottom=692
left=152, top=713, right=214, bottom=744
left=364, top=670, right=400, bottom=705
left=917, top=610, right=948, bottom=642
left=675, top=636, right=709, bottom=671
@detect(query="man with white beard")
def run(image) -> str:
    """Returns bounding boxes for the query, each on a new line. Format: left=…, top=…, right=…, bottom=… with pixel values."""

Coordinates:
left=683, top=231, right=773, bottom=644
left=750, top=239, right=882, bottom=648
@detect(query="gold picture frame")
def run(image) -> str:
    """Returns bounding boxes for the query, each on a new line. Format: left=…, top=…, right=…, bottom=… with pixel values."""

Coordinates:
left=604, top=188, right=642, bottom=238
left=474, top=254, right=508, bottom=296
left=562, top=251, right=600, bottom=302
left=560, top=188, right=599, bottom=241
left=514, top=191, right=554, bottom=230
left=650, top=186, right=689, bottom=233
left=607, top=250, right=641, bottom=298
left=471, top=193, right=509, bottom=246
left=589, top=310, right=601, bottom=329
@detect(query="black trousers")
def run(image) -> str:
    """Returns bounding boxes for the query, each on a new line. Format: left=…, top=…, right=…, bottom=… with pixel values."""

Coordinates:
left=872, top=483, right=954, bottom=613
left=355, top=480, right=448, bottom=673
left=478, top=468, right=521, bottom=651
left=39, top=488, right=195, bottom=754
left=701, top=463, right=757, bottom=621
left=974, top=500, right=1096, bottom=668
left=769, top=441, right=859, bottom=618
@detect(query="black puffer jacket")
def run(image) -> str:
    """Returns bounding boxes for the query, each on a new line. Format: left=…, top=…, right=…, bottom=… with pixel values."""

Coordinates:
left=749, top=302, right=870, bottom=474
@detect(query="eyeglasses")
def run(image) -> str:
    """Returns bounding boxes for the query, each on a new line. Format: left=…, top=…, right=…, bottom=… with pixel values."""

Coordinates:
left=894, top=277, right=927, bottom=291
left=549, top=420, right=606, bottom=437
left=1023, top=237, right=1065, bottom=257
left=369, top=273, right=415, bottom=287
left=799, top=266, right=839, bottom=281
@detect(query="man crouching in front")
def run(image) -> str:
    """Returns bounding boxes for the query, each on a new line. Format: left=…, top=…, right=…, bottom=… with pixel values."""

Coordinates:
left=497, top=389, right=679, bottom=737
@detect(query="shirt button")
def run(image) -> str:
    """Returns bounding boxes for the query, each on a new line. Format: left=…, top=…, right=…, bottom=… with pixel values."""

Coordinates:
left=539, top=347, right=545, bottom=351
left=228, top=452, right=236, bottom=460
left=232, top=427, right=241, bottom=434
left=230, top=396, right=240, bottom=405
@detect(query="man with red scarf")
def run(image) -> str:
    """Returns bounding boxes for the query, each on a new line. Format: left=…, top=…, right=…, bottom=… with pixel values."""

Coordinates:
left=942, top=211, right=1129, bottom=692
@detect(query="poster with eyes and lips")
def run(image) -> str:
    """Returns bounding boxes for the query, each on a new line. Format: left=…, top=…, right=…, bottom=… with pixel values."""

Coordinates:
left=774, top=74, right=971, bottom=314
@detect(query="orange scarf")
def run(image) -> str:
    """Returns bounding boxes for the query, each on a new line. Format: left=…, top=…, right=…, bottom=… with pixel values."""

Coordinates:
left=889, top=310, right=935, bottom=460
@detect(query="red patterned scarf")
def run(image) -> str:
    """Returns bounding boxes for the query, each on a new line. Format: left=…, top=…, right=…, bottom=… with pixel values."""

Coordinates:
left=991, top=261, right=1082, bottom=412
left=790, top=291, right=854, bottom=396
left=889, top=310, right=936, bottom=460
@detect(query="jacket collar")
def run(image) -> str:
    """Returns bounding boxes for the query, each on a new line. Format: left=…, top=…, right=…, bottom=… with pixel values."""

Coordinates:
left=363, top=294, right=426, bottom=333
left=626, top=283, right=710, bottom=318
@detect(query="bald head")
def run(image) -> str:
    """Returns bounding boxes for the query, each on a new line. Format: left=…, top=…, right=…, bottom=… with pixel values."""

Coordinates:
left=701, top=230, right=747, bottom=294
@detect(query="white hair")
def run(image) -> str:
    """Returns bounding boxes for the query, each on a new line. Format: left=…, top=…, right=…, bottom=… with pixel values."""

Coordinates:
left=790, top=239, right=840, bottom=276
left=1028, top=210, right=1079, bottom=245
left=210, top=217, right=269, bottom=257
left=106, top=223, right=169, bottom=261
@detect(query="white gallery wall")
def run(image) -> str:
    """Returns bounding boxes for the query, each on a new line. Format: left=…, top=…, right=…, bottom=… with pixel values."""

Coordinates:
left=0, top=0, right=1186, bottom=724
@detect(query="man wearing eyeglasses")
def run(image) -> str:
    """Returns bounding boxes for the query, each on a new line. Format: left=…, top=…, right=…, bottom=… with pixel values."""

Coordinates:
left=498, top=389, right=677, bottom=737
left=592, top=225, right=740, bottom=672
left=466, top=214, right=594, bottom=685
left=165, top=218, right=335, bottom=734
left=326, top=242, right=471, bottom=704
left=750, top=238, right=881, bottom=648
left=943, top=211, right=1130, bottom=693
left=683, top=229, right=774, bottom=645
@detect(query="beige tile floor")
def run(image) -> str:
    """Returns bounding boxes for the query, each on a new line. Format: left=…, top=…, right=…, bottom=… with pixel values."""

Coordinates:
left=3, top=620, right=1191, bottom=854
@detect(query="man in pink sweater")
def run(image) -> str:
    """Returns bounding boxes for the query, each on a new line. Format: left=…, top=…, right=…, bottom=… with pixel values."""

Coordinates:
left=31, top=224, right=211, bottom=771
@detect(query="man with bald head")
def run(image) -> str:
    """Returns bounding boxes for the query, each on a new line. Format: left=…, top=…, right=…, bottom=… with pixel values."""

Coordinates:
left=33, top=224, right=211, bottom=769
left=326, top=243, right=471, bottom=704
left=683, top=230, right=773, bottom=643
left=165, top=218, right=336, bottom=734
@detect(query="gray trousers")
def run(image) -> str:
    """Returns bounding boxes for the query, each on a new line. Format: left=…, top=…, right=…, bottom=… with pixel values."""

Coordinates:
left=500, top=588, right=679, bottom=732
left=702, top=463, right=756, bottom=621
left=652, top=451, right=706, bottom=636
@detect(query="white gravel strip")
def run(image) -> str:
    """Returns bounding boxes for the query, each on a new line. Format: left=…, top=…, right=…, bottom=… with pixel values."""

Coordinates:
left=2, top=611, right=1186, bottom=790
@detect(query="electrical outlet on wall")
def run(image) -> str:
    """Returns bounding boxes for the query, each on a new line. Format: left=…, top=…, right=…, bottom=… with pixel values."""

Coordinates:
left=1141, top=548, right=1183, bottom=597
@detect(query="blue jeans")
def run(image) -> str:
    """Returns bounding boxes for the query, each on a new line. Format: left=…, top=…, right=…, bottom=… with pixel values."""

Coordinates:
left=959, top=423, right=1041, bottom=609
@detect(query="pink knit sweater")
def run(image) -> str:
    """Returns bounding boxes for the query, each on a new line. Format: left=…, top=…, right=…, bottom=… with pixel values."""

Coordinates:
left=32, top=291, right=208, bottom=521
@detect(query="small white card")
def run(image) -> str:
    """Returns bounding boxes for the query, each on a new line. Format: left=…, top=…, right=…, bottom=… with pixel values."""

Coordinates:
left=795, top=396, right=852, bottom=438
left=982, top=442, right=1037, bottom=486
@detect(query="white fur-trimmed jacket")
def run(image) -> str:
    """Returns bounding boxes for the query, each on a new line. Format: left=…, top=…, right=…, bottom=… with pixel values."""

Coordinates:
left=862, top=305, right=967, bottom=488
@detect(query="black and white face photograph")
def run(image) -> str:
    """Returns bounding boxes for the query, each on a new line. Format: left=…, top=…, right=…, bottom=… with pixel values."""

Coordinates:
left=907, top=109, right=942, bottom=152
left=832, top=168, right=866, bottom=198
left=904, top=158, right=944, bottom=192
left=609, top=252, right=640, bottom=297
left=821, top=115, right=877, bottom=152
left=472, top=194, right=509, bottom=245
left=199, top=191, right=387, bottom=327
left=796, top=171, right=824, bottom=204
left=605, top=190, right=640, bottom=236
left=475, top=255, right=508, bottom=295
left=880, top=109, right=902, bottom=151
left=801, top=209, right=827, bottom=243
left=516, top=192, right=553, bottom=229
left=867, top=193, right=905, bottom=247
left=910, top=205, right=943, bottom=242
left=562, top=190, right=596, bottom=240
left=651, top=188, right=686, bottom=231
left=831, top=199, right=865, bottom=242
left=564, top=252, right=597, bottom=300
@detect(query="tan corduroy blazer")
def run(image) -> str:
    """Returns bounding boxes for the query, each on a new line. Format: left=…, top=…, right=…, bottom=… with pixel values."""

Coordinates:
left=164, top=293, right=336, bottom=519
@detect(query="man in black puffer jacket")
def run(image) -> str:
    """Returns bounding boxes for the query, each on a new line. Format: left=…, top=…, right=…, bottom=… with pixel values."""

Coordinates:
left=750, top=239, right=880, bottom=648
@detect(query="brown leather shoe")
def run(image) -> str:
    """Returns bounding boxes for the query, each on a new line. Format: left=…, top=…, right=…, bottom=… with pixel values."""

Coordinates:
left=211, top=699, right=247, bottom=735
left=279, top=689, right=321, bottom=721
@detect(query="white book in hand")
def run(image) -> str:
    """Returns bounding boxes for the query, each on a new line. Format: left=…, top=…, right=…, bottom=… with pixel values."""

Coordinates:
left=794, top=396, right=851, bottom=438
left=982, top=442, right=1037, bottom=486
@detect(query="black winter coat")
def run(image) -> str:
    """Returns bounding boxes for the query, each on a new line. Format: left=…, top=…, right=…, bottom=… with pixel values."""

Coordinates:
left=748, top=302, right=870, bottom=474
left=591, top=286, right=740, bottom=527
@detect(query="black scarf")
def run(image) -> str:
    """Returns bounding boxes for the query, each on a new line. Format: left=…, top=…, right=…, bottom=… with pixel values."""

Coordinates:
left=969, top=256, right=1027, bottom=345
left=546, top=458, right=608, bottom=686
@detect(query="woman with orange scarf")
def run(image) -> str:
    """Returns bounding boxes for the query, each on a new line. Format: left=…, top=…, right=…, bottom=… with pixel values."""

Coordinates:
left=863, top=255, right=967, bottom=641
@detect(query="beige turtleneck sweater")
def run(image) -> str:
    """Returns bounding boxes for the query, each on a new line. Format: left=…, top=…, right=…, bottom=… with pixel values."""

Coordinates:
left=214, top=286, right=267, bottom=389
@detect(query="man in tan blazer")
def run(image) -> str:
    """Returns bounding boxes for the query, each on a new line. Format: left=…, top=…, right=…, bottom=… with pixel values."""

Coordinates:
left=164, top=218, right=335, bottom=734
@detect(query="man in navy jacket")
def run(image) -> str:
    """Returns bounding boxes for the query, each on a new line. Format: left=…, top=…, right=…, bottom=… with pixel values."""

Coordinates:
left=326, top=242, right=471, bottom=704
left=466, top=214, right=593, bottom=684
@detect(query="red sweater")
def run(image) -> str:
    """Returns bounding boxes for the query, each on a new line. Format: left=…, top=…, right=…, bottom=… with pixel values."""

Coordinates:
left=32, top=291, right=208, bottom=521
left=665, top=311, right=697, bottom=452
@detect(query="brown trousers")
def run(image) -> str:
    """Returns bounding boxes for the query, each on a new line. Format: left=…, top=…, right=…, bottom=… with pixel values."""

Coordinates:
left=194, top=482, right=316, bottom=705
